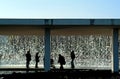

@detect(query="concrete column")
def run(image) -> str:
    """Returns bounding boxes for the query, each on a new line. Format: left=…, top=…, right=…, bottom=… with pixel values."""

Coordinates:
left=113, top=28, right=119, bottom=73
left=44, top=28, right=51, bottom=72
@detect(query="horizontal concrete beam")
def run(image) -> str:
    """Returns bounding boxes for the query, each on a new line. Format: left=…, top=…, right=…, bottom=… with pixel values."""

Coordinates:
left=0, top=19, right=120, bottom=26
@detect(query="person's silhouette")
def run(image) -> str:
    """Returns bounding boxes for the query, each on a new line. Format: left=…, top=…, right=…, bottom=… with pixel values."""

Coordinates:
left=71, top=50, right=75, bottom=69
left=26, top=50, right=31, bottom=68
left=50, top=58, right=55, bottom=69
left=58, top=54, right=66, bottom=69
left=35, top=52, right=40, bottom=68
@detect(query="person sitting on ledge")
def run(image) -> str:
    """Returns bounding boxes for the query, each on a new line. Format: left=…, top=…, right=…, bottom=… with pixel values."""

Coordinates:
left=58, top=54, right=66, bottom=69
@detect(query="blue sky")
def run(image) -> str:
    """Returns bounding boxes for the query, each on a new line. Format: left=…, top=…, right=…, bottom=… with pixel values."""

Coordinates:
left=0, top=0, right=120, bottom=18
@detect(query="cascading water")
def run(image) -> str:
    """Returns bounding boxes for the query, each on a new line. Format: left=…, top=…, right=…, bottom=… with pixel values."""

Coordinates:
left=0, top=35, right=112, bottom=70
left=51, top=35, right=112, bottom=69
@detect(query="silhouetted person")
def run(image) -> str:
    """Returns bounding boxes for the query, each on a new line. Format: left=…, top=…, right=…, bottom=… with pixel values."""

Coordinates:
left=35, top=52, right=40, bottom=68
left=71, top=50, right=75, bottom=69
left=0, top=54, right=2, bottom=64
left=26, top=50, right=31, bottom=68
left=58, top=54, right=66, bottom=69
left=50, top=58, right=55, bottom=69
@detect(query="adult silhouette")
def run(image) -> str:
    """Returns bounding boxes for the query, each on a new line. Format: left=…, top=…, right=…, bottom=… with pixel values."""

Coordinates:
left=71, top=50, right=75, bottom=69
left=26, top=50, right=31, bottom=68
left=58, top=54, right=66, bottom=69
left=35, top=52, right=40, bottom=68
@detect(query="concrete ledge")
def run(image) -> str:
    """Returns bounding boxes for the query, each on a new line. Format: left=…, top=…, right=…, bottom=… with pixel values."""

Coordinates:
left=0, top=19, right=120, bottom=26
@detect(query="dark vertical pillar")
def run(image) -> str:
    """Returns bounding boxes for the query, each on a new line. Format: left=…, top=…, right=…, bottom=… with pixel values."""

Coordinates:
left=113, top=28, right=119, bottom=73
left=44, top=28, right=51, bottom=72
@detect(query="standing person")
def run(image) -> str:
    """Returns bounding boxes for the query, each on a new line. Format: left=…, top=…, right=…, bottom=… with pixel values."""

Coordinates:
left=58, top=54, right=66, bottom=69
left=35, top=52, right=40, bottom=68
left=0, top=54, right=2, bottom=65
left=71, top=50, right=75, bottom=69
left=26, top=50, right=31, bottom=68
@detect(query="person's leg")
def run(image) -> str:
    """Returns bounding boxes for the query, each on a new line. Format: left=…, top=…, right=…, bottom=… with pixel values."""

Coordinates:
left=61, top=65, right=63, bottom=69
left=73, top=59, right=75, bottom=68
left=26, top=62, right=27, bottom=68
left=28, top=62, right=30, bottom=68
left=71, top=59, right=75, bottom=69
left=60, top=64, right=62, bottom=69
left=26, top=61, right=29, bottom=68
left=26, top=61, right=29, bottom=73
left=60, top=64, right=63, bottom=69
left=36, top=62, right=38, bottom=68
left=35, top=62, right=37, bottom=68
